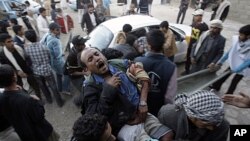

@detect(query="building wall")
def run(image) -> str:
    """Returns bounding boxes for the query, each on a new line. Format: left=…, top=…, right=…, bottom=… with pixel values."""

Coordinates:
left=228, top=0, right=250, bottom=24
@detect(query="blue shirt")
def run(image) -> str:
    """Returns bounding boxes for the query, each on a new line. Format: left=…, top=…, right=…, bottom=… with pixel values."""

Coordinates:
left=91, top=63, right=140, bottom=106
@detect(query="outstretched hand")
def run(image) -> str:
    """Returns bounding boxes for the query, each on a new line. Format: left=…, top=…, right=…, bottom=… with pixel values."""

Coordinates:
left=222, top=92, right=250, bottom=108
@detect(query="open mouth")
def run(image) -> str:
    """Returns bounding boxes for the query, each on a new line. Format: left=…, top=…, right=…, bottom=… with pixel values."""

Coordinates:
left=97, top=62, right=105, bottom=69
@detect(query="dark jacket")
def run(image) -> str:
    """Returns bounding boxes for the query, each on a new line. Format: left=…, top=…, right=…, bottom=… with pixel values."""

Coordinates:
left=113, top=44, right=139, bottom=59
left=82, top=79, right=136, bottom=135
left=158, top=104, right=230, bottom=141
left=0, top=49, right=33, bottom=86
left=135, top=53, right=175, bottom=116
left=13, top=36, right=25, bottom=49
left=191, top=33, right=226, bottom=65
left=0, top=90, right=53, bottom=141
left=81, top=12, right=100, bottom=34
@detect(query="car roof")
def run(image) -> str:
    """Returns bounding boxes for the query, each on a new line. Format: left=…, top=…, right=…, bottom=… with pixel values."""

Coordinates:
left=101, top=15, right=162, bottom=33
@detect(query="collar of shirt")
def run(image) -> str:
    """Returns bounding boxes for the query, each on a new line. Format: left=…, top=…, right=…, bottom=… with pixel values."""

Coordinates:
left=17, top=35, right=25, bottom=42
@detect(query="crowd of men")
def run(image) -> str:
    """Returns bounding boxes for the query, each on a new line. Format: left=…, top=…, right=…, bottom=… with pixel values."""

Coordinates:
left=0, top=0, right=250, bottom=141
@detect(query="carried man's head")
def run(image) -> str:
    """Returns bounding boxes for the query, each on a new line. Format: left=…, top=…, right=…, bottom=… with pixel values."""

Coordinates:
left=80, top=48, right=108, bottom=75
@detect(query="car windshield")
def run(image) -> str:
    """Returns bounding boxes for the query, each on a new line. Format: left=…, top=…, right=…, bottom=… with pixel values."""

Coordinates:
left=170, top=26, right=185, bottom=35
left=85, top=25, right=113, bottom=50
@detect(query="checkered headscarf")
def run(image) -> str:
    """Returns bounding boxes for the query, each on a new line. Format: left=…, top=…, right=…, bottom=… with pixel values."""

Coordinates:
left=175, top=90, right=224, bottom=125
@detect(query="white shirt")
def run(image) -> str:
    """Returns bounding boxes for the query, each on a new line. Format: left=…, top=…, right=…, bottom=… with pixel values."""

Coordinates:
left=89, top=13, right=97, bottom=27
left=37, top=15, right=50, bottom=39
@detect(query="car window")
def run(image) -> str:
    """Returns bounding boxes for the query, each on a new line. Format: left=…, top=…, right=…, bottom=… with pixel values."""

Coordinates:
left=86, top=25, right=114, bottom=50
left=148, top=25, right=160, bottom=31
left=170, top=28, right=182, bottom=41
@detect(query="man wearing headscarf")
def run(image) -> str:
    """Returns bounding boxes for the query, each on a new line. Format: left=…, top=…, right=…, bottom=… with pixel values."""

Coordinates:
left=158, top=90, right=229, bottom=141
left=190, top=19, right=225, bottom=73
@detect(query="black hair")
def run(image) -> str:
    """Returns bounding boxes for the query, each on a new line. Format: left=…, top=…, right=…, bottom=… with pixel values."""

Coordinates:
left=78, top=47, right=101, bottom=69
left=12, top=25, right=22, bottom=35
left=25, top=30, right=37, bottom=42
left=56, top=8, right=62, bottom=13
left=0, top=20, right=9, bottom=34
left=51, top=3, right=56, bottom=9
left=135, top=28, right=146, bottom=38
left=101, top=48, right=123, bottom=60
left=9, top=18, right=18, bottom=25
left=72, top=114, right=107, bottom=141
left=123, top=24, right=132, bottom=33
left=239, top=24, right=250, bottom=36
left=0, top=64, right=15, bottom=87
left=147, top=29, right=165, bottom=52
left=160, top=21, right=169, bottom=29
left=126, top=34, right=137, bottom=46
left=0, top=33, right=12, bottom=43
left=39, top=7, right=46, bottom=14
left=25, top=1, right=30, bottom=6
left=87, top=3, right=94, bottom=8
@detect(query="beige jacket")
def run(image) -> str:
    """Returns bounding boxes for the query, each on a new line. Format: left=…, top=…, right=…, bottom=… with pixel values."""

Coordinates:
left=163, top=29, right=178, bottom=57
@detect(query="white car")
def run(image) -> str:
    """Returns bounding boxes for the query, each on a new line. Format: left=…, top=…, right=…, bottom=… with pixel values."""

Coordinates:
left=85, top=15, right=191, bottom=63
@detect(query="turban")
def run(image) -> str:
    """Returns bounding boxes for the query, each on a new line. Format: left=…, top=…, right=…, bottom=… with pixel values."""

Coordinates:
left=175, top=90, right=224, bottom=125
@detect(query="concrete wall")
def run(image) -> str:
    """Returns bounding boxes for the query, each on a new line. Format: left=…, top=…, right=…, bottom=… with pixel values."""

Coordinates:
left=227, top=0, right=250, bottom=24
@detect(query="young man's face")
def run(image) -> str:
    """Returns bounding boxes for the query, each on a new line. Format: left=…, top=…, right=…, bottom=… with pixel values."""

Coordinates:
left=80, top=48, right=109, bottom=75
left=4, top=38, right=15, bottom=50
left=41, top=10, right=46, bottom=17
left=239, top=33, right=249, bottom=42
left=130, top=4, right=135, bottom=11
left=88, top=7, right=94, bottom=14
left=51, top=28, right=61, bottom=36
left=75, top=44, right=85, bottom=52
left=19, top=27, right=24, bottom=36
left=189, top=117, right=216, bottom=130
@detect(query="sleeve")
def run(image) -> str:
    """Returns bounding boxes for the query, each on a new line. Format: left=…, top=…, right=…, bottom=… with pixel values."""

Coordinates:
left=212, top=38, right=226, bottom=63
left=82, top=83, right=118, bottom=116
left=232, top=59, right=250, bottom=73
left=48, top=40, right=61, bottom=60
left=165, top=67, right=177, bottom=104
left=218, top=50, right=230, bottom=64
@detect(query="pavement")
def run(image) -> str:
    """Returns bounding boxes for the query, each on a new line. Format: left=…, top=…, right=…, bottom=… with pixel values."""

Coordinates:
left=43, top=1, right=250, bottom=141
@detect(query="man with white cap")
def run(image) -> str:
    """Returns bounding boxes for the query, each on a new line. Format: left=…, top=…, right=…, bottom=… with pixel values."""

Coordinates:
left=190, top=19, right=225, bottom=73
left=158, top=90, right=230, bottom=141
left=182, top=9, right=208, bottom=75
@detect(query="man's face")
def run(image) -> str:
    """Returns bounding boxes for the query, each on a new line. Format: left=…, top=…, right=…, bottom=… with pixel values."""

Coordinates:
left=51, top=28, right=61, bottom=36
left=75, top=44, right=85, bottom=52
left=239, top=33, right=248, bottom=42
left=130, top=4, right=135, bottom=11
left=88, top=7, right=94, bottom=14
left=193, top=15, right=202, bottom=23
left=189, top=117, right=216, bottom=130
left=80, top=48, right=108, bottom=75
left=19, top=27, right=24, bottom=36
left=4, top=38, right=15, bottom=50
left=210, top=26, right=221, bottom=35
left=160, top=27, right=167, bottom=33
left=41, top=10, right=46, bottom=17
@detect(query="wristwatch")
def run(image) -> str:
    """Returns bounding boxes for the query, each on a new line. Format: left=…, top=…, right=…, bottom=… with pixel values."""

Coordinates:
left=139, top=100, right=147, bottom=106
